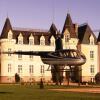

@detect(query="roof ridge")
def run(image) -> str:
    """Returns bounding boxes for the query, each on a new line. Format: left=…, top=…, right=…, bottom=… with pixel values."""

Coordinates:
left=79, top=23, right=88, bottom=27
left=13, top=27, right=49, bottom=32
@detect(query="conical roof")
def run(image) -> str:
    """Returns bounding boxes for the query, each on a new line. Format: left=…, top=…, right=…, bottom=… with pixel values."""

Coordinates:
left=64, top=13, right=73, bottom=26
left=62, top=13, right=76, bottom=38
left=49, top=23, right=58, bottom=37
left=0, top=17, right=13, bottom=39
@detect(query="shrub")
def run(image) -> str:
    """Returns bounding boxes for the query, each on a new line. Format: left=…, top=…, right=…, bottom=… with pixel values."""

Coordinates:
left=15, top=73, right=20, bottom=83
left=95, top=72, right=100, bottom=84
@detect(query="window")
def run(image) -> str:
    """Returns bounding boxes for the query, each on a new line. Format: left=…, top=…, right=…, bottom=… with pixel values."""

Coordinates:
left=40, top=40, right=45, bottom=45
left=18, top=33, right=23, bottom=44
left=40, top=35, right=45, bottom=45
left=90, top=40, right=94, bottom=45
left=90, top=65, right=94, bottom=73
left=90, top=78, right=95, bottom=82
left=29, top=39, right=34, bottom=45
left=29, top=65, right=34, bottom=73
left=29, top=34, right=34, bottom=45
left=29, top=78, right=34, bottom=81
left=50, top=36, right=55, bottom=46
left=8, top=64, right=11, bottom=73
left=18, top=65, right=22, bottom=73
left=29, top=55, right=33, bottom=60
left=18, top=50, right=22, bottom=59
left=7, top=78, right=12, bottom=82
left=40, top=65, right=45, bottom=74
left=8, top=30, right=12, bottom=40
left=51, top=40, right=55, bottom=46
left=90, top=35, right=94, bottom=45
left=8, top=48, right=11, bottom=56
left=18, top=40, right=23, bottom=44
left=90, top=51, right=94, bottom=59
left=65, top=34, right=70, bottom=42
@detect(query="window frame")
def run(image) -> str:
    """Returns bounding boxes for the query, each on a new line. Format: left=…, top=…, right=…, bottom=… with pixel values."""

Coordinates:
left=29, top=65, right=34, bottom=74
left=90, top=65, right=95, bottom=74
left=18, top=65, right=22, bottom=73
left=90, top=51, right=94, bottom=59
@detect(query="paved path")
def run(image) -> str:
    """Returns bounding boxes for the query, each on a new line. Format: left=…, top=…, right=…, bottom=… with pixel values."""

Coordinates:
left=50, top=88, right=100, bottom=93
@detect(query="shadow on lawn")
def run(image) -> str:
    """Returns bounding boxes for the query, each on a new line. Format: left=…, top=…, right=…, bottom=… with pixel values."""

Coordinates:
left=0, top=92, right=13, bottom=94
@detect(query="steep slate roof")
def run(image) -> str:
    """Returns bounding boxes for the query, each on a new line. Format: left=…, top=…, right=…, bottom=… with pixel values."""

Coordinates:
left=49, top=23, right=58, bottom=38
left=0, top=18, right=56, bottom=45
left=62, top=13, right=77, bottom=38
left=97, top=32, right=100, bottom=42
left=0, top=17, right=13, bottom=39
left=78, top=23, right=97, bottom=44
left=13, top=27, right=51, bottom=45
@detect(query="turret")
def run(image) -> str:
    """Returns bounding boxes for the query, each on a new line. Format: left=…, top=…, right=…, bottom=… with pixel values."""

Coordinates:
left=0, top=17, right=13, bottom=39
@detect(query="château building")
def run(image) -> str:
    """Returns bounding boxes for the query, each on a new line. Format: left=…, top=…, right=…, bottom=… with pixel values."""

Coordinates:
left=0, top=13, right=100, bottom=83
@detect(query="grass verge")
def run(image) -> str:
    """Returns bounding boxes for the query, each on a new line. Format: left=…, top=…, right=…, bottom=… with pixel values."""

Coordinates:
left=0, top=84, right=100, bottom=100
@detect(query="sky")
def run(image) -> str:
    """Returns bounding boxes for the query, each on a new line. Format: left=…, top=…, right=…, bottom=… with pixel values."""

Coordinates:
left=0, top=0, right=100, bottom=36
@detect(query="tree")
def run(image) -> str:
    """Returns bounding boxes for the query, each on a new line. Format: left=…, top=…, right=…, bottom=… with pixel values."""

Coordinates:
left=15, top=73, right=20, bottom=83
left=95, top=72, right=100, bottom=84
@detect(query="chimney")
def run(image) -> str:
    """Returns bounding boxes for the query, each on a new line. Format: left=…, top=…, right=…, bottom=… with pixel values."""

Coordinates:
left=75, top=24, right=78, bottom=35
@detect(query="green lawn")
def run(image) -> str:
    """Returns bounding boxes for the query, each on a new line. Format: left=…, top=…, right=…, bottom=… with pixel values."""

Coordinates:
left=0, top=84, right=100, bottom=100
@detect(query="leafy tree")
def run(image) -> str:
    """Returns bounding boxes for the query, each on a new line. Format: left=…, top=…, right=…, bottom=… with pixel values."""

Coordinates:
left=15, top=73, right=20, bottom=83
left=95, top=72, right=100, bottom=84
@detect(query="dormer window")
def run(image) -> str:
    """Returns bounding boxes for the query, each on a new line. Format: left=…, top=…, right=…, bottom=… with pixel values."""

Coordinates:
left=18, top=33, right=23, bottom=44
left=8, top=30, right=13, bottom=40
left=63, top=29, right=70, bottom=43
left=40, top=35, right=45, bottom=45
left=50, top=36, right=55, bottom=46
left=90, top=35, right=94, bottom=45
left=65, top=34, right=70, bottom=42
left=29, top=34, right=34, bottom=45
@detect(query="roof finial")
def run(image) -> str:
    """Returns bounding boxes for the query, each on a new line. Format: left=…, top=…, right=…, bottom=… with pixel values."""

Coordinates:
left=52, top=0, right=55, bottom=23
left=67, top=9, right=69, bottom=14
left=86, top=20, right=88, bottom=24
left=7, top=12, right=9, bottom=18
left=67, top=8, right=70, bottom=14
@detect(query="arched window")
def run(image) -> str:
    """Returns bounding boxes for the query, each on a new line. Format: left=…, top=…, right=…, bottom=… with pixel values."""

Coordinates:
left=8, top=30, right=13, bottom=40
left=18, top=33, right=23, bottom=44
left=50, top=36, right=55, bottom=46
left=29, top=34, right=34, bottom=45
left=40, top=35, right=45, bottom=45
